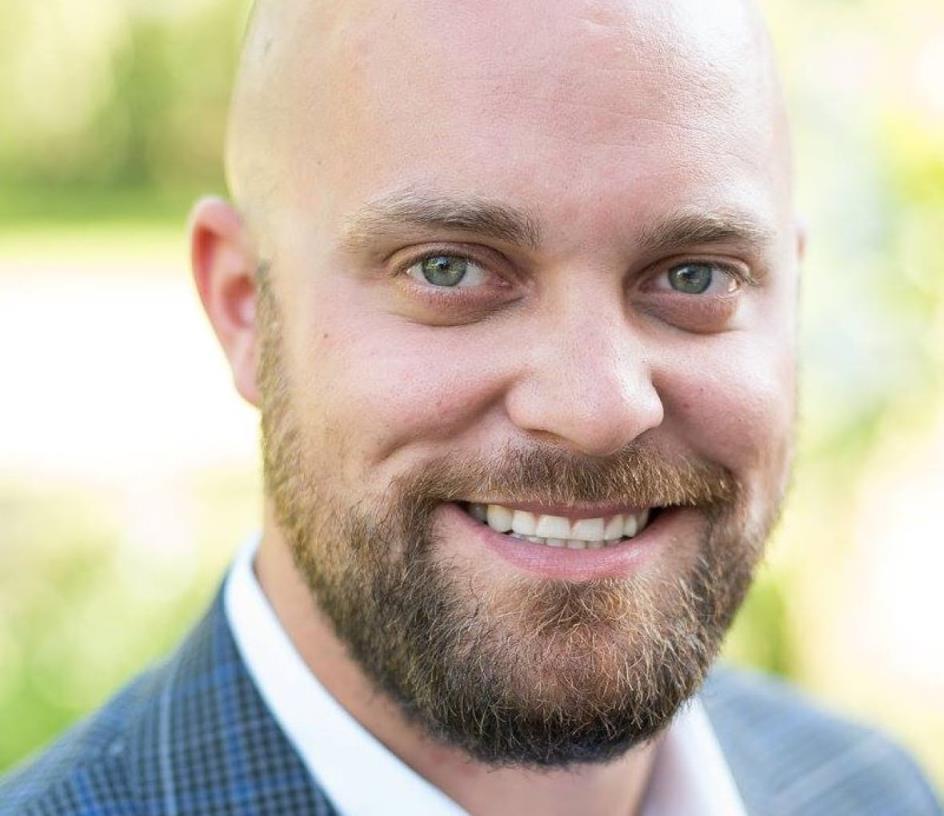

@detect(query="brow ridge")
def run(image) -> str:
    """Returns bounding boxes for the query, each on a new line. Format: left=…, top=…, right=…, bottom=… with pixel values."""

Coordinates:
left=342, top=191, right=776, bottom=263
left=636, top=209, right=776, bottom=256
left=341, top=190, right=543, bottom=252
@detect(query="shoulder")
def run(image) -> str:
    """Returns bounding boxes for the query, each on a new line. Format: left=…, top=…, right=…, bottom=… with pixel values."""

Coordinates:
left=701, top=664, right=943, bottom=815
left=0, top=593, right=215, bottom=816
left=0, top=665, right=161, bottom=816
left=0, top=590, right=334, bottom=816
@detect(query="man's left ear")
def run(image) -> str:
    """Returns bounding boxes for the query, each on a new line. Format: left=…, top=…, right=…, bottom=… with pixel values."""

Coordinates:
left=189, top=197, right=261, bottom=407
left=795, top=216, right=808, bottom=263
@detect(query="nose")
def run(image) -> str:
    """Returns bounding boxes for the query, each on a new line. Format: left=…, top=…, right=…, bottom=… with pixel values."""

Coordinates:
left=503, top=307, right=664, bottom=458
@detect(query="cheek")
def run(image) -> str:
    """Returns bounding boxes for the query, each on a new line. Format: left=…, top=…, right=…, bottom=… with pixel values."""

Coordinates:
left=660, top=331, right=796, bottom=476
left=291, top=308, right=508, bottom=478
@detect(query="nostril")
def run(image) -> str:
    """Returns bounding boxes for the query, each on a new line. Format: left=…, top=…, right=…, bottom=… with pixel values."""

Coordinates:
left=504, top=379, right=664, bottom=460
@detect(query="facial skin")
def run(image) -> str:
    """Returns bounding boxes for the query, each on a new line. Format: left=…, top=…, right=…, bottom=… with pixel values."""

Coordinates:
left=192, top=0, right=800, bottom=812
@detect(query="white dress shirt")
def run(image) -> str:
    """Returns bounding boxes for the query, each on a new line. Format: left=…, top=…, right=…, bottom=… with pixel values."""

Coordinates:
left=224, top=536, right=747, bottom=815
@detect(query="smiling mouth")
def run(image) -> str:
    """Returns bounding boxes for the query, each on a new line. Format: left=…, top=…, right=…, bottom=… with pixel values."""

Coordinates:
left=458, top=502, right=660, bottom=550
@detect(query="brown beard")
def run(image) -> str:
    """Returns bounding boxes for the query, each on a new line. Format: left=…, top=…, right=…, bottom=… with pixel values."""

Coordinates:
left=257, top=270, right=774, bottom=768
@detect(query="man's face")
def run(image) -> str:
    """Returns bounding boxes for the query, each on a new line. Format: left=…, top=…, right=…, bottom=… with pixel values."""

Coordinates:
left=247, top=0, right=798, bottom=767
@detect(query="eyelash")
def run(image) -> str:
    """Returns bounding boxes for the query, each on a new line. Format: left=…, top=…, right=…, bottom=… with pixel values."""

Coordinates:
left=397, top=250, right=753, bottom=294
left=711, top=262, right=756, bottom=288
left=394, top=247, right=513, bottom=298
left=655, top=260, right=755, bottom=293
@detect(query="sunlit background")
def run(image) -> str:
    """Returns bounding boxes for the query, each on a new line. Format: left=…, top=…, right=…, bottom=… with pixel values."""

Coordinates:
left=1, top=0, right=942, bottom=793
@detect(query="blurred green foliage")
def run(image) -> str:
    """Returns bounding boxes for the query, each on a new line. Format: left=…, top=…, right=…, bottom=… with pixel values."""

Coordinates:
left=0, top=473, right=262, bottom=769
left=0, top=0, right=249, bottom=191
left=1, top=0, right=942, bottom=793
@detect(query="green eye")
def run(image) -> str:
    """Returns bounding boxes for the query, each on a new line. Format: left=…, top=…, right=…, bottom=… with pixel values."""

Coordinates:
left=420, top=255, right=469, bottom=287
left=668, top=263, right=715, bottom=294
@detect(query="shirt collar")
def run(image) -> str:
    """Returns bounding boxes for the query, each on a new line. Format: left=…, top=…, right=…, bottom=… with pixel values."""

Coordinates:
left=225, top=534, right=747, bottom=816
left=640, top=696, right=748, bottom=816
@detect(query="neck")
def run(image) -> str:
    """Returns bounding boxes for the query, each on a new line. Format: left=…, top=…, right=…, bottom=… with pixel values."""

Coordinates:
left=255, top=519, right=660, bottom=816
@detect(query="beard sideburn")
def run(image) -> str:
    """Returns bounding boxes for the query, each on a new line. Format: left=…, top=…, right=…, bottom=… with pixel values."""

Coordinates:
left=256, top=272, right=771, bottom=768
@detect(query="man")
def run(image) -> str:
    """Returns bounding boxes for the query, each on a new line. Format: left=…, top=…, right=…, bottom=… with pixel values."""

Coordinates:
left=2, top=0, right=941, bottom=813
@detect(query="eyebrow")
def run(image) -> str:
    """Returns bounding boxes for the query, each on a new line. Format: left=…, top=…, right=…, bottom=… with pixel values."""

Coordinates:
left=340, top=190, right=543, bottom=253
left=635, top=209, right=777, bottom=256
left=341, top=190, right=776, bottom=259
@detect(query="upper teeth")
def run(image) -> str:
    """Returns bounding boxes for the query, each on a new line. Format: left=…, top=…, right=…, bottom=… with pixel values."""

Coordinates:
left=472, top=503, right=650, bottom=543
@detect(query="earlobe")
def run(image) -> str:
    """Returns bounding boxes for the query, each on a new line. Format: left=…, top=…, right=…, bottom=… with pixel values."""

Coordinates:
left=189, top=197, right=262, bottom=407
left=795, top=216, right=808, bottom=263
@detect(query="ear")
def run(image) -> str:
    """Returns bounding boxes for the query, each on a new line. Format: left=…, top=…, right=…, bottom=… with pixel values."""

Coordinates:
left=189, top=197, right=261, bottom=407
left=795, top=216, right=808, bottom=263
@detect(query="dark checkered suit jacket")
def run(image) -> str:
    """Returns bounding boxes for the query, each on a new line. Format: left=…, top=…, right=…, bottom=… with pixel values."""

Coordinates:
left=2, top=589, right=941, bottom=815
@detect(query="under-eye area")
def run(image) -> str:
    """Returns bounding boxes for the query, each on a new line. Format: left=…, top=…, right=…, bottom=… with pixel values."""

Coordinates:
left=457, top=501, right=665, bottom=550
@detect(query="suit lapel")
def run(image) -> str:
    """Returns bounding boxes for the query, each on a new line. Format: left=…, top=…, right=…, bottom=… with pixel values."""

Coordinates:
left=701, top=669, right=789, bottom=816
left=128, top=589, right=340, bottom=816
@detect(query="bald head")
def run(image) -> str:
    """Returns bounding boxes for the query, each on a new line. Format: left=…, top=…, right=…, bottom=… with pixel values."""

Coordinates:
left=193, top=0, right=802, bottom=777
left=225, top=0, right=792, bottom=246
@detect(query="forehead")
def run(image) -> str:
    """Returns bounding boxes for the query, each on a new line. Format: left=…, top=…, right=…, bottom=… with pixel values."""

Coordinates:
left=267, top=0, right=786, bottom=243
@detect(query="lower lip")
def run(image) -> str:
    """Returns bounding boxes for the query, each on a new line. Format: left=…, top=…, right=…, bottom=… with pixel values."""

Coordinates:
left=440, top=502, right=671, bottom=581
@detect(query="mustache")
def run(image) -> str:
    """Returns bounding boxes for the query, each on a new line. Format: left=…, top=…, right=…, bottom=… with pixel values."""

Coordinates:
left=394, top=440, right=738, bottom=510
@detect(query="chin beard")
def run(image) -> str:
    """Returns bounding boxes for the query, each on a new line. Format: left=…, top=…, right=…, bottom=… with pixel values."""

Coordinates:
left=268, top=450, right=764, bottom=768
left=257, top=272, right=774, bottom=768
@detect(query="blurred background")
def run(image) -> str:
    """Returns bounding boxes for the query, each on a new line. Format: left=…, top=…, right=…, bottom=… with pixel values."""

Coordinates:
left=1, top=0, right=942, bottom=792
